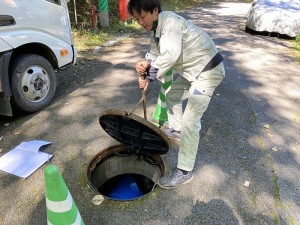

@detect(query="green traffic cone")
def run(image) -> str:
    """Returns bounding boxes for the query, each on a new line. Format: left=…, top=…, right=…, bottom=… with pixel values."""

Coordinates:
left=151, top=69, right=173, bottom=125
left=44, top=165, right=85, bottom=225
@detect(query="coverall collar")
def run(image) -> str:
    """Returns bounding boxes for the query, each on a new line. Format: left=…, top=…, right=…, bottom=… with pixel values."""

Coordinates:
left=154, top=12, right=163, bottom=38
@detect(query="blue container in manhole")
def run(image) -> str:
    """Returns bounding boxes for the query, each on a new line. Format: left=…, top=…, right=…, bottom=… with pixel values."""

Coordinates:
left=87, top=109, right=171, bottom=201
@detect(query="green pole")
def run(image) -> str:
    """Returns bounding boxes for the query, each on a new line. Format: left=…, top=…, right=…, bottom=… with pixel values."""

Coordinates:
left=151, top=69, right=173, bottom=126
left=99, top=0, right=109, bottom=26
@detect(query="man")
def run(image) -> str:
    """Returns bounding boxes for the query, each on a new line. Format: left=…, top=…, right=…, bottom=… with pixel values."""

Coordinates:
left=128, top=0, right=225, bottom=189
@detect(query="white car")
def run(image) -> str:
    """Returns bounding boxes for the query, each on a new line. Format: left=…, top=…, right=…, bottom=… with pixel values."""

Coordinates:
left=0, top=0, right=77, bottom=116
left=246, top=0, right=300, bottom=38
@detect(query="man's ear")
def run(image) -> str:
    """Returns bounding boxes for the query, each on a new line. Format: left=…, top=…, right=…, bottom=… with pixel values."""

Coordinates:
left=153, top=7, right=159, bottom=20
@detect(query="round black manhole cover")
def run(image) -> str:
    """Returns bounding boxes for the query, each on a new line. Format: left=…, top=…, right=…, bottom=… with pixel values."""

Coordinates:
left=87, top=109, right=170, bottom=201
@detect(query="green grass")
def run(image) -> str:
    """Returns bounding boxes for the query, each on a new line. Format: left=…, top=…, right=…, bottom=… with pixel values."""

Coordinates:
left=73, top=21, right=139, bottom=52
left=72, top=0, right=205, bottom=52
left=292, top=35, right=300, bottom=64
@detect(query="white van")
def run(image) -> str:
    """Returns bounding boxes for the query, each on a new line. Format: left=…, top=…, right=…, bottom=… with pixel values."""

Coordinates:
left=0, top=0, right=77, bottom=116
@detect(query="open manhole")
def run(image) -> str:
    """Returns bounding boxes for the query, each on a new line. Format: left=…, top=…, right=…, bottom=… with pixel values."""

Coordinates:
left=87, top=109, right=170, bottom=201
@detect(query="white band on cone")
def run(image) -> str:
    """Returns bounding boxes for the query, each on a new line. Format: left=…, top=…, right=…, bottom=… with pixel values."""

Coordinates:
left=46, top=191, right=73, bottom=213
left=47, top=210, right=82, bottom=225
left=73, top=211, right=82, bottom=225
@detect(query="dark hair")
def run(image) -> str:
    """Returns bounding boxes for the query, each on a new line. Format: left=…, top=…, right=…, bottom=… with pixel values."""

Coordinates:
left=127, top=0, right=162, bottom=15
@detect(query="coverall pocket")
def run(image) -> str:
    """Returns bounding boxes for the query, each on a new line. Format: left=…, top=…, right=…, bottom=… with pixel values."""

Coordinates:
left=190, top=64, right=224, bottom=97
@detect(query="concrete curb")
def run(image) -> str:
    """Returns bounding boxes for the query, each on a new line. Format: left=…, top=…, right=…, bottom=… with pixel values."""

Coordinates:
left=93, top=32, right=133, bottom=54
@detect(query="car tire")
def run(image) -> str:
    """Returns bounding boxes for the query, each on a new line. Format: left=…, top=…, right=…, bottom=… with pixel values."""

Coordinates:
left=10, top=54, right=56, bottom=113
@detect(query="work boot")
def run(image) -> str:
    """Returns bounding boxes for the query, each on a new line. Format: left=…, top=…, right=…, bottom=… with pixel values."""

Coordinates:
left=158, top=168, right=193, bottom=189
left=161, top=127, right=181, bottom=141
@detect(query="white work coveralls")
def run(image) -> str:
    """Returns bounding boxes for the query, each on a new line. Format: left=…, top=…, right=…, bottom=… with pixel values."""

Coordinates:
left=145, top=11, right=225, bottom=171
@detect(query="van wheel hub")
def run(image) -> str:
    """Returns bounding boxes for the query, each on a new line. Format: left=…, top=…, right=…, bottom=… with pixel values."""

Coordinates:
left=22, top=66, right=50, bottom=102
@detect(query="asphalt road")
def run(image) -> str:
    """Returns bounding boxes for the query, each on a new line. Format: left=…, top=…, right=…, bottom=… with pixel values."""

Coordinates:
left=1, top=2, right=300, bottom=225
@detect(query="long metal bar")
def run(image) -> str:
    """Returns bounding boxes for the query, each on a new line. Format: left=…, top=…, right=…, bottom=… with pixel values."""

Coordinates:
left=142, top=89, right=147, bottom=120
left=129, top=74, right=147, bottom=119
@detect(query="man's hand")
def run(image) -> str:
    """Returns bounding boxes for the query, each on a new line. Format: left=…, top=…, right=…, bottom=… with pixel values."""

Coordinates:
left=138, top=75, right=149, bottom=91
left=135, top=60, right=149, bottom=75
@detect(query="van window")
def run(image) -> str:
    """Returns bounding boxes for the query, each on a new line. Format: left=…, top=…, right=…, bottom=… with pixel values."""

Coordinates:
left=0, top=15, right=16, bottom=26
left=45, top=0, right=61, bottom=5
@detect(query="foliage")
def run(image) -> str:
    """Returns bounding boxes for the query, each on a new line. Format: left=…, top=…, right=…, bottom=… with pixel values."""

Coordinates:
left=292, top=35, right=300, bottom=64
left=68, top=0, right=205, bottom=52
left=73, top=20, right=139, bottom=52
left=68, top=0, right=93, bottom=27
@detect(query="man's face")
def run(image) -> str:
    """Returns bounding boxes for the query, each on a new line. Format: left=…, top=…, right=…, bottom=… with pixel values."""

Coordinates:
left=132, top=8, right=158, bottom=31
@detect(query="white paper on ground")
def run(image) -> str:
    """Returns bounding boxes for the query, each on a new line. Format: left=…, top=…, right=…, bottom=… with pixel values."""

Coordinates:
left=0, top=140, right=53, bottom=179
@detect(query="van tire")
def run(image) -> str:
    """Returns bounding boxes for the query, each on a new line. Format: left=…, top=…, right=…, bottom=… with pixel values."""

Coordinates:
left=10, top=54, right=56, bottom=113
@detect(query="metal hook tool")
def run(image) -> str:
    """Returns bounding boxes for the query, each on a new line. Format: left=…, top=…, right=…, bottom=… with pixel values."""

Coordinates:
left=128, top=74, right=147, bottom=119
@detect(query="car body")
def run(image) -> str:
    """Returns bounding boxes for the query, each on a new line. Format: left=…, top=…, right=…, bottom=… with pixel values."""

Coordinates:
left=246, top=0, right=300, bottom=38
left=0, top=0, right=77, bottom=116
